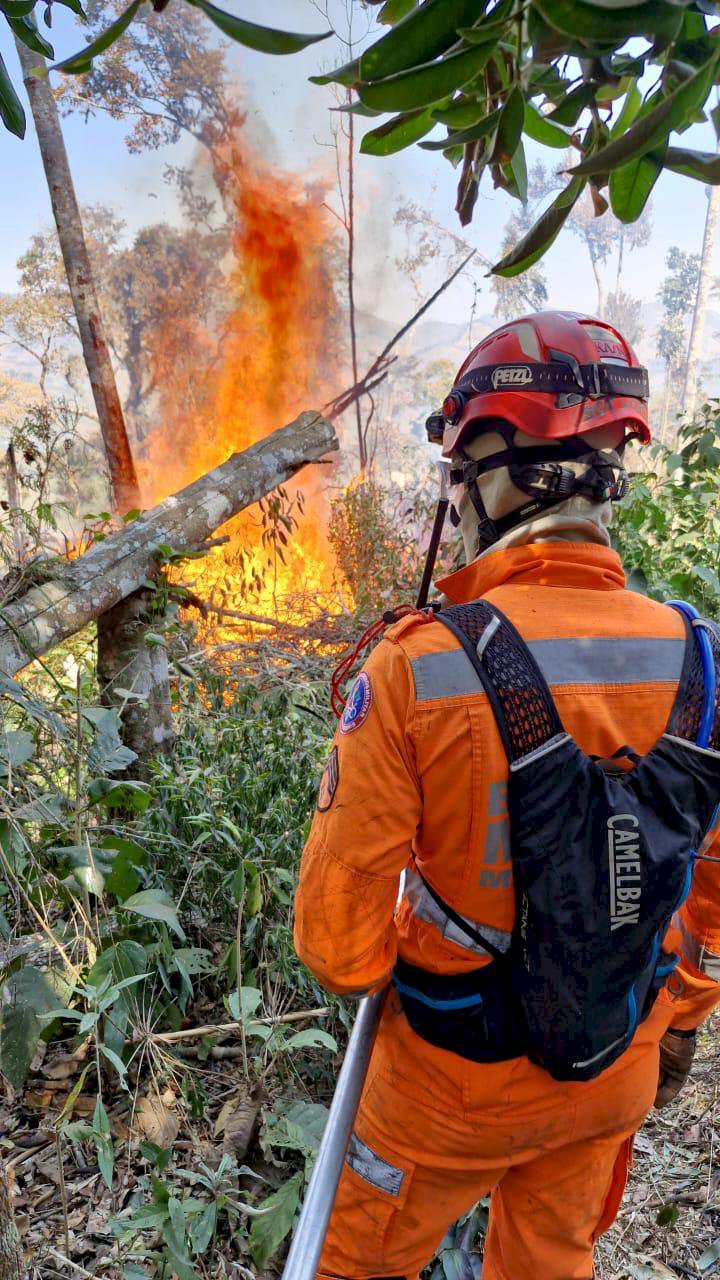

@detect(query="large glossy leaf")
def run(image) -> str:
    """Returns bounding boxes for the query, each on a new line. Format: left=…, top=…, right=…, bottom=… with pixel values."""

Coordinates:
left=8, top=13, right=54, bottom=57
left=523, top=101, right=572, bottom=148
left=492, top=85, right=525, bottom=162
left=0, top=52, right=25, bottom=139
left=250, top=1172, right=303, bottom=1268
left=378, top=0, right=418, bottom=23
left=609, top=82, right=642, bottom=138
left=361, top=105, right=438, bottom=155
left=569, top=51, right=719, bottom=175
left=358, top=42, right=498, bottom=113
left=664, top=145, right=720, bottom=181
left=535, top=0, right=683, bottom=45
left=432, top=94, right=489, bottom=128
left=492, top=176, right=586, bottom=276
left=608, top=151, right=663, bottom=222
left=421, top=103, right=502, bottom=149
left=0, top=966, right=65, bottom=1090
left=361, top=0, right=478, bottom=81
left=0, top=2, right=36, bottom=14
left=186, top=0, right=331, bottom=55
left=120, top=889, right=186, bottom=941
left=547, top=82, right=596, bottom=125
left=53, top=0, right=142, bottom=72
left=310, top=57, right=360, bottom=87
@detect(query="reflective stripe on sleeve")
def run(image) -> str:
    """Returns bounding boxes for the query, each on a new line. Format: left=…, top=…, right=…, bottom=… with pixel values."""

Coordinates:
left=404, top=867, right=511, bottom=958
left=673, top=912, right=720, bottom=982
left=410, top=636, right=686, bottom=703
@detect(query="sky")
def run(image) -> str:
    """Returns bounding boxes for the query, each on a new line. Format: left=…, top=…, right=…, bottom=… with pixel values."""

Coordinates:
left=1, top=0, right=719, bottom=336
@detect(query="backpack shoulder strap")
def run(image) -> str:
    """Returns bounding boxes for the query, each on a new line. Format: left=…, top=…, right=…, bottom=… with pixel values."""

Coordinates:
left=667, top=602, right=720, bottom=750
left=437, top=600, right=564, bottom=765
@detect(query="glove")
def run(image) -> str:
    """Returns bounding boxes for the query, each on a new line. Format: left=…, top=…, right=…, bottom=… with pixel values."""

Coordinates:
left=655, top=1028, right=697, bottom=1109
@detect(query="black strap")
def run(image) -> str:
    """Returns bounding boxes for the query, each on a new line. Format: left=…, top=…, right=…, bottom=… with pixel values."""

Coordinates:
left=453, top=359, right=649, bottom=402
left=437, top=600, right=564, bottom=765
left=415, top=865, right=508, bottom=962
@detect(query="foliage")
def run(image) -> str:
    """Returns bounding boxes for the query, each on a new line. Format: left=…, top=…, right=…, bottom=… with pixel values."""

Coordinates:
left=316, top=0, right=720, bottom=274
left=613, top=404, right=720, bottom=615
left=657, top=247, right=700, bottom=370
left=329, top=477, right=430, bottom=615
left=1, top=0, right=331, bottom=140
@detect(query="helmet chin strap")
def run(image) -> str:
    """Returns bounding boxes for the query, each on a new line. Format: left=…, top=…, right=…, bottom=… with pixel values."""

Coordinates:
left=450, top=426, right=635, bottom=553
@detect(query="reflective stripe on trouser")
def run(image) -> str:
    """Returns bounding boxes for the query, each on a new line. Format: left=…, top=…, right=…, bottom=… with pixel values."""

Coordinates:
left=403, top=867, right=511, bottom=959
left=318, top=990, right=671, bottom=1280
left=673, top=912, right=720, bottom=981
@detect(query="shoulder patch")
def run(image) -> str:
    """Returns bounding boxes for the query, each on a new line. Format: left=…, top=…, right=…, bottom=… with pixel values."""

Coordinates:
left=317, top=746, right=339, bottom=812
left=340, top=672, right=373, bottom=735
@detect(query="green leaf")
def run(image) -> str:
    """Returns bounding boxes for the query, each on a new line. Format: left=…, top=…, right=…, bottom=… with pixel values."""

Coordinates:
left=547, top=82, right=595, bottom=126
left=52, top=0, right=143, bottom=73
left=420, top=103, right=501, bottom=149
left=377, top=0, right=417, bottom=22
left=7, top=15, right=54, bottom=57
left=186, top=0, right=330, bottom=55
left=361, top=105, right=437, bottom=155
left=190, top=1202, right=216, bottom=1254
left=492, top=85, right=525, bottom=162
left=523, top=101, right=571, bottom=148
left=250, top=1171, right=303, bottom=1267
left=432, top=93, right=489, bottom=128
left=0, top=2, right=36, bottom=14
left=358, top=42, right=498, bottom=113
left=569, top=52, right=719, bottom=176
left=360, top=0, right=478, bottom=82
left=87, top=778, right=150, bottom=811
left=309, top=57, right=360, bottom=87
left=534, top=0, right=683, bottom=46
left=93, top=1096, right=114, bottom=1188
left=99, top=836, right=147, bottom=901
left=0, top=966, right=63, bottom=1090
left=0, top=728, right=35, bottom=770
left=263, top=1100, right=328, bottom=1158
left=100, top=1043, right=129, bottom=1089
left=656, top=1200, right=680, bottom=1227
left=664, top=145, right=720, bottom=182
left=0, top=70, right=26, bottom=146
left=608, top=150, right=663, bottom=222
left=284, top=1028, right=339, bottom=1053
left=505, top=138, right=529, bottom=203
left=610, top=82, right=642, bottom=138
left=492, top=176, right=586, bottom=276
left=120, top=889, right=186, bottom=941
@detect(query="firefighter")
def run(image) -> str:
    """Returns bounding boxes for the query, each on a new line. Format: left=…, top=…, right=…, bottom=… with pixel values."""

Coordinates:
left=294, top=311, right=720, bottom=1280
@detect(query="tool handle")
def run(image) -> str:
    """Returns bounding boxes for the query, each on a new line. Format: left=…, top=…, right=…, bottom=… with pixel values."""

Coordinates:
left=282, top=990, right=385, bottom=1279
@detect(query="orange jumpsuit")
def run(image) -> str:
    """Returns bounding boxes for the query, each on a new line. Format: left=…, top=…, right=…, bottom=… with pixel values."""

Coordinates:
left=294, top=542, right=720, bottom=1280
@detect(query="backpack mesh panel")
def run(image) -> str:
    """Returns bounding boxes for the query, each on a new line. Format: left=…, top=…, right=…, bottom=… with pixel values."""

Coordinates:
left=443, top=601, right=562, bottom=765
left=668, top=620, right=720, bottom=750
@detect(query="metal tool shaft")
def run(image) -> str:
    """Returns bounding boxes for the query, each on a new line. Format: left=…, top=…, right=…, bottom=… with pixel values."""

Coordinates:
left=282, top=990, right=385, bottom=1279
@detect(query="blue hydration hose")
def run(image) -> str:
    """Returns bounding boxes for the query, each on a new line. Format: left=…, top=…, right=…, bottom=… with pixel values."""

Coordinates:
left=669, top=600, right=717, bottom=748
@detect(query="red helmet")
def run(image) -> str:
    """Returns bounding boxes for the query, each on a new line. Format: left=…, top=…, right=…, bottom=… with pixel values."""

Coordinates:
left=427, top=311, right=650, bottom=455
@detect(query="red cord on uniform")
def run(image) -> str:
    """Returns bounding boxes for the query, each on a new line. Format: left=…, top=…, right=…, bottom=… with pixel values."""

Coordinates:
left=330, top=605, right=434, bottom=718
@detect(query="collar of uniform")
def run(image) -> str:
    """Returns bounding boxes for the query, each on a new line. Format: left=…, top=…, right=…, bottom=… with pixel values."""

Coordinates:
left=436, top=542, right=627, bottom=603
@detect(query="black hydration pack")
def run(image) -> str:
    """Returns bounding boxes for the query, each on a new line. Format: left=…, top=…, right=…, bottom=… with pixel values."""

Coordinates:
left=393, top=599, right=720, bottom=1082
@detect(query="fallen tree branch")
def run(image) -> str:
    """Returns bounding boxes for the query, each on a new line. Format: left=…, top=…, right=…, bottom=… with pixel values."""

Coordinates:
left=0, top=412, right=338, bottom=676
left=143, top=1006, right=331, bottom=1044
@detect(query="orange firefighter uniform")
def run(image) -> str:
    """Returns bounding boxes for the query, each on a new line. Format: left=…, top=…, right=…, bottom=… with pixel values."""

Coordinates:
left=294, top=541, right=720, bottom=1280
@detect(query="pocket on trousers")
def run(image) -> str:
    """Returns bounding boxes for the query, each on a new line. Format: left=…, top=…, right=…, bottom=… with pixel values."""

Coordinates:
left=593, top=1135, right=634, bottom=1241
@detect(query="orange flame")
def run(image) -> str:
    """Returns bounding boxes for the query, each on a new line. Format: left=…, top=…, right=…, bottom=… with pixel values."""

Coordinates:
left=138, top=130, right=349, bottom=631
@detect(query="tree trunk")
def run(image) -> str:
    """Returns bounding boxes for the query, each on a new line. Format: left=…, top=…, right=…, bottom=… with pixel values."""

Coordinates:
left=682, top=172, right=720, bottom=422
left=345, top=99, right=365, bottom=473
left=14, top=38, right=140, bottom=514
left=0, top=411, right=337, bottom=678
left=589, top=246, right=606, bottom=319
left=0, top=1158, right=24, bottom=1280
left=97, top=589, right=175, bottom=763
left=4, top=446, right=26, bottom=566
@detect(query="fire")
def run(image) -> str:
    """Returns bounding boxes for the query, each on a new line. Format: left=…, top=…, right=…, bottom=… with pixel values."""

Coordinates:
left=137, top=125, right=350, bottom=635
